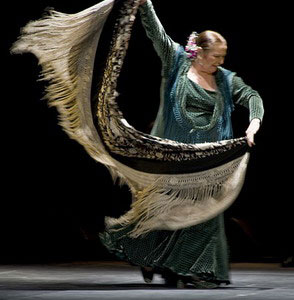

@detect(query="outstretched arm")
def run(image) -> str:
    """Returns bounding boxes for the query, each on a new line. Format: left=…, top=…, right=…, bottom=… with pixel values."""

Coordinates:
left=138, top=0, right=179, bottom=74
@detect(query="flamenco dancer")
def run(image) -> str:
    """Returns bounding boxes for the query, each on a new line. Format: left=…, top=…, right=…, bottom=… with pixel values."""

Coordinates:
left=99, top=0, right=264, bottom=288
left=11, top=0, right=264, bottom=289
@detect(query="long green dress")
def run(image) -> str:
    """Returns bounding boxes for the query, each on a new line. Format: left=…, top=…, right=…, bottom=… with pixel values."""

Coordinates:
left=100, top=0, right=264, bottom=285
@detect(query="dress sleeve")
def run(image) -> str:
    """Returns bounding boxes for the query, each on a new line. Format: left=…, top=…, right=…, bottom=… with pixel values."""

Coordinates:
left=232, top=75, right=265, bottom=122
left=139, top=0, right=179, bottom=75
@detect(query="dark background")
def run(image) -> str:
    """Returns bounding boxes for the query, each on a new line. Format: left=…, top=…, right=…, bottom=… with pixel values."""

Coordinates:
left=1, top=0, right=292, bottom=264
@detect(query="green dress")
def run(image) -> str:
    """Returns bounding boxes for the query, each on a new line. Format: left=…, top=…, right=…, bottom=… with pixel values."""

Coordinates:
left=100, top=0, right=264, bottom=284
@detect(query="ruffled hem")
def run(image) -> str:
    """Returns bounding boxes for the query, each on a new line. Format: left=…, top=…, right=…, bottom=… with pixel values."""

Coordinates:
left=99, top=228, right=231, bottom=285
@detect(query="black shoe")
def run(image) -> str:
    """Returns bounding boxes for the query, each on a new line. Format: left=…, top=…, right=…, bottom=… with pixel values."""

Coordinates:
left=162, top=271, right=187, bottom=288
left=161, top=270, right=177, bottom=287
left=176, top=278, right=186, bottom=289
left=190, top=278, right=219, bottom=289
left=140, top=267, right=154, bottom=283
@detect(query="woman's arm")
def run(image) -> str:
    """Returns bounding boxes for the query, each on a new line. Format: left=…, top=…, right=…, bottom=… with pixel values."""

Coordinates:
left=139, top=0, right=179, bottom=73
left=231, top=76, right=264, bottom=147
left=245, top=118, right=261, bottom=147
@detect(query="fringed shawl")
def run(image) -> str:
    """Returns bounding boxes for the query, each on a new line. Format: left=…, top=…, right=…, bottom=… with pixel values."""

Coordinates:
left=11, top=0, right=250, bottom=238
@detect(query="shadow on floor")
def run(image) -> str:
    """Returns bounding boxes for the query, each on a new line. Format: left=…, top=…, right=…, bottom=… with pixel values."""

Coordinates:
left=0, top=283, right=273, bottom=291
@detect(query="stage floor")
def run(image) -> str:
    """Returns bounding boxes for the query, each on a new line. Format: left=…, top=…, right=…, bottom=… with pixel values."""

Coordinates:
left=0, top=261, right=293, bottom=299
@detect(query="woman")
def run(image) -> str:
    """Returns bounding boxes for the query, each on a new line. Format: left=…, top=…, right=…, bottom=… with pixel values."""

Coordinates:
left=100, top=0, right=264, bottom=289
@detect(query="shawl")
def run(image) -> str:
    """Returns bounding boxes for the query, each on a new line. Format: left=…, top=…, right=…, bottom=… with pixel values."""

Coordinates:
left=11, top=0, right=250, bottom=238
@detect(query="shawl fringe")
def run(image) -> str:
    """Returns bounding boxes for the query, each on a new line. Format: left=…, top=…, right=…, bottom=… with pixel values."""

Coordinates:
left=11, top=0, right=250, bottom=237
left=105, top=152, right=249, bottom=237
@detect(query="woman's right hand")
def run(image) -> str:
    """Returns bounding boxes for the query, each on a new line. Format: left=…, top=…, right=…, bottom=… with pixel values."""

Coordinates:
left=245, top=118, right=261, bottom=147
left=139, top=0, right=148, bottom=5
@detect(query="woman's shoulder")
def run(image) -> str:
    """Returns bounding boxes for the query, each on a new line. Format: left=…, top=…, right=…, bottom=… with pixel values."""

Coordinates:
left=171, top=45, right=189, bottom=66
left=217, top=67, right=236, bottom=76
left=216, top=67, right=237, bottom=85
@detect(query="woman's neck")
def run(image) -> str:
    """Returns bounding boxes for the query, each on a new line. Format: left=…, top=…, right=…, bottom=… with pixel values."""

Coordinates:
left=188, top=60, right=217, bottom=91
left=191, top=60, right=214, bottom=77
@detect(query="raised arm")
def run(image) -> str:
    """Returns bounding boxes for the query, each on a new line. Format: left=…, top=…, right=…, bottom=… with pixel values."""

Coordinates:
left=139, top=0, right=179, bottom=74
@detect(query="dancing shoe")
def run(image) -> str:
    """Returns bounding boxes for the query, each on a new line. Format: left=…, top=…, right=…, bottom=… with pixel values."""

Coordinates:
left=140, top=267, right=154, bottom=283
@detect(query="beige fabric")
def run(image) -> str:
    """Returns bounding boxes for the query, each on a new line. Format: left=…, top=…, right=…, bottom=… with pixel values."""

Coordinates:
left=106, top=152, right=250, bottom=237
left=11, top=0, right=250, bottom=237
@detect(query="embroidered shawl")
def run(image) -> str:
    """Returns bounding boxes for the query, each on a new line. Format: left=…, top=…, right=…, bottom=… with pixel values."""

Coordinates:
left=11, top=0, right=250, bottom=237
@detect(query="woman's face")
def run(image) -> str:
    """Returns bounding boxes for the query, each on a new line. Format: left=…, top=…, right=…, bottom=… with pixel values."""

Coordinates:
left=199, top=43, right=227, bottom=74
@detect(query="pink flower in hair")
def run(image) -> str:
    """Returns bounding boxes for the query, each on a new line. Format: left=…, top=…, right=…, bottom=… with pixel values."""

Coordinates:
left=185, top=31, right=199, bottom=59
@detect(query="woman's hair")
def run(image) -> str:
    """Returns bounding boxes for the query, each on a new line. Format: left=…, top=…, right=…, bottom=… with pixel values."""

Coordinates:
left=196, top=30, right=227, bottom=50
left=185, top=30, right=226, bottom=59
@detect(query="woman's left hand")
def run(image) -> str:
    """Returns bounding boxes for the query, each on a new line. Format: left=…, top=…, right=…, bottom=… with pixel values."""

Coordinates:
left=245, top=118, right=261, bottom=147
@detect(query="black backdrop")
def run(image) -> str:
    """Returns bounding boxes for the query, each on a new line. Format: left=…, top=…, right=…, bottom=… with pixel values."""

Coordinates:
left=1, top=0, right=292, bottom=263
